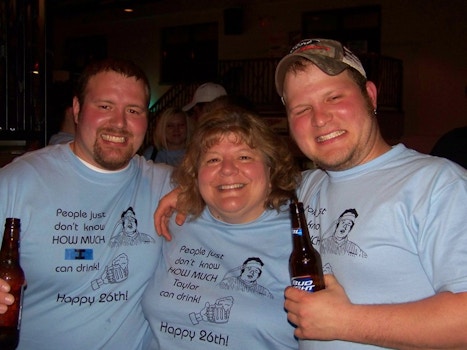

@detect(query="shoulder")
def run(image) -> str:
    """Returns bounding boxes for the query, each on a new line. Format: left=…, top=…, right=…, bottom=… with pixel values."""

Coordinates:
left=142, top=146, right=155, bottom=160
left=391, top=144, right=466, bottom=181
left=1, top=145, right=67, bottom=172
left=131, top=155, right=175, bottom=194
left=48, top=132, right=74, bottom=145
left=133, top=154, right=174, bottom=174
left=301, top=168, right=327, bottom=182
left=298, top=169, right=328, bottom=200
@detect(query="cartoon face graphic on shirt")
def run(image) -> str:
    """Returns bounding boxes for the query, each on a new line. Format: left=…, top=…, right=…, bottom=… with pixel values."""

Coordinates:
left=122, top=213, right=137, bottom=238
left=321, top=208, right=367, bottom=258
left=108, top=207, right=155, bottom=247
left=218, top=257, right=273, bottom=299
left=240, top=264, right=262, bottom=283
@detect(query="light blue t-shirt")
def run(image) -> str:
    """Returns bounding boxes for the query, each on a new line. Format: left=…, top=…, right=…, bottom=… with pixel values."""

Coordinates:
left=48, top=131, right=74, bottom=145
left=143, top=145, right=185, bottom=167
left=142, top=207, right=298, bottom=349
left=297, top=144, right=467, bottom=350
left=0, top=144, right=174, bottom=350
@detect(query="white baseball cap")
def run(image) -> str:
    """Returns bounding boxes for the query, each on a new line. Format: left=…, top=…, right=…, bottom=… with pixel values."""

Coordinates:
left=182, top=83, right=227, bottom=111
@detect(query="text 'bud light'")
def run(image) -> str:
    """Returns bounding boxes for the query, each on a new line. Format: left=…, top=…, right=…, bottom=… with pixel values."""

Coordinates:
left=291, top=276, right=316, bottom=292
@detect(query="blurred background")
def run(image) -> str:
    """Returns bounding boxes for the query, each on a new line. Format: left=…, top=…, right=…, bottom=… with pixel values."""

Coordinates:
left=1, top=0, right=466, bottom=167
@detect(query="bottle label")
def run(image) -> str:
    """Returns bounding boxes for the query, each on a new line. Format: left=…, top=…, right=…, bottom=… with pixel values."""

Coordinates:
left=17, top=285, right=25, bottom=330
left=292, top=228, right=303, bottom=236
left=291, top=276, right=316, bottom=292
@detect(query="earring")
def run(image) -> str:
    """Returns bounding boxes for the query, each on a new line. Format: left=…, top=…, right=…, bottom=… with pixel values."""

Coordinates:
left=373, top=109, right=377, bottom=116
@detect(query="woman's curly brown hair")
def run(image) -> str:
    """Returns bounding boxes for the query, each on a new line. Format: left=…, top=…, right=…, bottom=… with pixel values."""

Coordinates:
left=172, top=107, right=301, bottom=218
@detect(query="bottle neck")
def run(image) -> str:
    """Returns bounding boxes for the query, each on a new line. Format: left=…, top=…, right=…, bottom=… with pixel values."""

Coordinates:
left=290, top=202, right=313, bottom=250
left=291, top=228, right=307, bottom=247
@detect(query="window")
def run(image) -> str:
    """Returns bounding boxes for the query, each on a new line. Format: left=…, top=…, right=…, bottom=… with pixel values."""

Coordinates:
left=302, top=6, right=381, bottom=55
left=160, top=22, right=218, bottom=84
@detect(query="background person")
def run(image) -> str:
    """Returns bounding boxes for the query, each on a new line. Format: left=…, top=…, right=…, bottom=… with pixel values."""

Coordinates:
left=430, top=126, right=467, bottom=168
left=0, top=58, right=173, bottom=349
left=48, top=81, right=76, bottom=145
left=143, top=107, right=193, bottom=166
left=142, top=107, right=301, bottom=349
left=182, top=82, right=227, bottom=121
left=275, top=38, right=467, bottom=349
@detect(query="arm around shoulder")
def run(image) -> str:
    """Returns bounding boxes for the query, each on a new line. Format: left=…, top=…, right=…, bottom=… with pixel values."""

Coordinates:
left=154, top=187, right=186, bottom=240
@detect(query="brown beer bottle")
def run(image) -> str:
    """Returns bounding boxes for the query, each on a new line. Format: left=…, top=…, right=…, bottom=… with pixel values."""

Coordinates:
left=289, top=201, right=325, bottom=292
left=0, top=218, right=26, bottom=350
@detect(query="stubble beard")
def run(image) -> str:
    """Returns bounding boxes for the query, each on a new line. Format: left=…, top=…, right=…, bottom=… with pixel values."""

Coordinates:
left=312, top=102, right=375, bottom=171
left=93, top=138, right=135, bottom=170
left=313, top=148, right=357, bottom=171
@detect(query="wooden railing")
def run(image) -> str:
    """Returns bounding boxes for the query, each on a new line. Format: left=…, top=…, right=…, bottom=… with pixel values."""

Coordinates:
left=146, top=55, right=403, bottom=147
left=217, top=58, right=283, bottom=111
left=150, top=55, right=402, bottom=114
left=360, top=54, right=403, bottom=112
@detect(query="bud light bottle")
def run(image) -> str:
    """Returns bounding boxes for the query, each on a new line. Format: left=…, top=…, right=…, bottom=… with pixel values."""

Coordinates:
left=289, top=201, right=324, bottom=292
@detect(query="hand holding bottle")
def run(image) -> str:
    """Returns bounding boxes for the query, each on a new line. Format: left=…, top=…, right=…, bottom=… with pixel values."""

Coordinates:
left=0, top=218, right=26, bottom=349
left=0, top=278, right=14, bottom=314
left=284, top=274, right=352, bottom=340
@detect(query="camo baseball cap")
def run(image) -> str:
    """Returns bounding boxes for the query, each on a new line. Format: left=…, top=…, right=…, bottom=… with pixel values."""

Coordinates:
left=275, top=38, right=367, bottom=96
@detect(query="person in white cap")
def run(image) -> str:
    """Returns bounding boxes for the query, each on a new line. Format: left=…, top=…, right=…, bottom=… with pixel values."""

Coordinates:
left=182, top=82, right=227, bottom=121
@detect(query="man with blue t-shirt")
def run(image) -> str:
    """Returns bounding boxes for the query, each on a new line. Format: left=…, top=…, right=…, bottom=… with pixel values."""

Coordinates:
left=276, top=38, right=467, bottom=349
left=0, top=58, right=173, bottom=349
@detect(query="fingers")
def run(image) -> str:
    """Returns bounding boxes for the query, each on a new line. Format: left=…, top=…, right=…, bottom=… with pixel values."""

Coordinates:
left=284, top=286, right=305, bottom=319
left=154, top=208, right=173, bottom=241
left=0, top=282, right=14, bottom=314
left=284, top=285, right=306, bottom=302
left=0, top=279, right=11, bottom=293
left=323, top=273, right=335, bottom=285
left=154, top=188, right=181, bottom=239
left=175, top=212, right=187, bottom=226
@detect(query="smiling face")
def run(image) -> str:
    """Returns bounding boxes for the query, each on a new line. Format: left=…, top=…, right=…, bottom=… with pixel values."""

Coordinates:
left=71, top=71, right=148, bottom=170
left=283, top=64, right=389, bottom=171
left=198, top=133, right=271, bottom=224
left=165, top=113, right=188, bottom=150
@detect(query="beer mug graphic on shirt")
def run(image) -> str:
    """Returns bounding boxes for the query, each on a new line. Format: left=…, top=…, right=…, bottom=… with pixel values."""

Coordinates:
left=189, top=296, right=234, bottom=325
left=91, top=253, right=129, bottom=290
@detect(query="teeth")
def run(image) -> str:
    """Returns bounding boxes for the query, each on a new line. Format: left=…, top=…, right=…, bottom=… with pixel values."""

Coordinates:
left=317, top=130, right=345, bottom=142
left=102, top=134, right=126, bottom=143
left=218, top=184, right=244, bottom=190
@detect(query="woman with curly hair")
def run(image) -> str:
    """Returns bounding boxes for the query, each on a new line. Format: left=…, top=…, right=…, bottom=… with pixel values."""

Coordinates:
left=142, top=107, right=301, bottom=349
